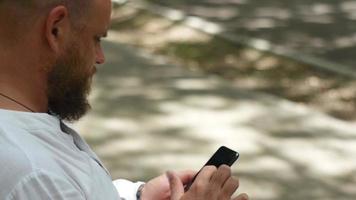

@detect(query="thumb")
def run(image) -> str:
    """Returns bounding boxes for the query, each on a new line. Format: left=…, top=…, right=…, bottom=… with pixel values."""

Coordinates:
left=166, top=171, right=184, bottom=200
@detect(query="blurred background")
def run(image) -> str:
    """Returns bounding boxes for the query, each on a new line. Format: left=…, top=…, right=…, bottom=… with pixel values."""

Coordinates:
left=74, top=0, right=356, bottom=199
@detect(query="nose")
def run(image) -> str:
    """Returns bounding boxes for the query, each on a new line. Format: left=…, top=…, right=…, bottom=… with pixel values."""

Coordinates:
left=95, top=46, right=105, bottom=65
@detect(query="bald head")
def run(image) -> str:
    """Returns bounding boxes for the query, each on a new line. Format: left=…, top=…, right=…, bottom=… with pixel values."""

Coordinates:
left=0, top=0, right=93, bottom=47
left=0, top=0, right=92, bottom=24
left=0, top=0, right=111, bottom=117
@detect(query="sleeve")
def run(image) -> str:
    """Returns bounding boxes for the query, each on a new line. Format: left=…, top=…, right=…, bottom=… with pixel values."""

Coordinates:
left=6, top=170, right=85, bottom=200
left=112, top=179, right=145, bottom=200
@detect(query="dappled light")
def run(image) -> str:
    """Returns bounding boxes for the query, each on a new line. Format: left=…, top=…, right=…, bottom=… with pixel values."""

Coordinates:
left=108, top=5, right=356, bottom=121
left=188, top=7, right=238, bottom=20
left=74, top=1, right=356, bottom=200
left=146, top=0, right=356, bottom=68
left=74, top=39, right=356, bottom=199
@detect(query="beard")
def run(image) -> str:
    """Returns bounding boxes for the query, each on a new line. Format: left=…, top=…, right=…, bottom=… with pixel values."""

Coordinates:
left=47, top=42, right=93, bottom=122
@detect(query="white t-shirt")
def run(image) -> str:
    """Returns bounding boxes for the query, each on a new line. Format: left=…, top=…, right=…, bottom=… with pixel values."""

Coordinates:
left=0, top=109, right=143, bottom=200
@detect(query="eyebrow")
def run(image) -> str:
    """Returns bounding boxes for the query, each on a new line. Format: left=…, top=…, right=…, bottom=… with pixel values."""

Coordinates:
left=99, top=30, right=108, bottom=38
left=102, top=32, right=108, bottom=37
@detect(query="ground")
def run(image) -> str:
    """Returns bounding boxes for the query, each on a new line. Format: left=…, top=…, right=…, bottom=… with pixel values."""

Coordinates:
left=73, top=1, right=356, bottom=200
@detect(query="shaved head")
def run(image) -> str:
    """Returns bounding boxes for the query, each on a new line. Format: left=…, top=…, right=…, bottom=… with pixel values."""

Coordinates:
left=0, top=0, right=111, bottom=120
left=0, top=0, right=92, bottom=23
left=0, top=0, right=92, bottom=47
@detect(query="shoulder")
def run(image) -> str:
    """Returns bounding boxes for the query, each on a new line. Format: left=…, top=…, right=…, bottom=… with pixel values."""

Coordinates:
left=0, top=127, right=85, bottom=200
left=5, top=169, right=85, bottom=200
left=0, top=127, right=37, bottom=198
left=0, top=126, right=35, bottom=171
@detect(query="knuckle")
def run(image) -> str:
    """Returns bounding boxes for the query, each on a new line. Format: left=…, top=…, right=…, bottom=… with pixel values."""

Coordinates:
left=219, top=193, right=230, bottom=200
left=219, top=164, right=231, bottom=170
left=230, top=177, right=240, bottom=188
left=204, top=165, right=217, bottom=172
left=219, top=165, right=231, bottom=175
left=192, top=180, right=206, bottom=192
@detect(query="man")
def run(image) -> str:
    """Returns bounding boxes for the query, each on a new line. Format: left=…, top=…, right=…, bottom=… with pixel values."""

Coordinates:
left=0, top=0, right=249, bottom=199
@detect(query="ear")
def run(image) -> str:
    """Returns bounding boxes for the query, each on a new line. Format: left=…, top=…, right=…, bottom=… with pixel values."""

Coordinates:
left=45, top=6, right=70, bottom=54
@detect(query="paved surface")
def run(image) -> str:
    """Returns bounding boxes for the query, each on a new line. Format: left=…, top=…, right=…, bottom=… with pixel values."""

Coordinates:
left=73, top=38, right=356, bottom=200
left=142, top=0, right=356, bottom=71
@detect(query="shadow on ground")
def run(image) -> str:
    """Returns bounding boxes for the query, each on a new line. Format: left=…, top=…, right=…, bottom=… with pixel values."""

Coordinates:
left=109, top=5, right=356, bottom=121
left=146, top=0, right=356, bottom=68
left=74, top=40, right=356, bottom=200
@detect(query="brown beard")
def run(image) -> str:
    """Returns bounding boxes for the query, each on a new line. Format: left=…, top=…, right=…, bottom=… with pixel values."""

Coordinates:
left=47, top=42, right=92, bottom=121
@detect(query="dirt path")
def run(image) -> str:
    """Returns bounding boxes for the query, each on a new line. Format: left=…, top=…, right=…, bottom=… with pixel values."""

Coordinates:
left=74, top=40, right=356, bottom=200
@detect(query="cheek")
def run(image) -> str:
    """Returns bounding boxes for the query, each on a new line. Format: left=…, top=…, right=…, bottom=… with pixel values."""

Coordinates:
left=83, top=51, right=96, bottom=76
left=79, top=37, right=96, bottom=62
left=80, top=45, right=96, bottom=69
left=72, top=52, right=93, bottom=79
left=75, top=40, right=98, bottom=76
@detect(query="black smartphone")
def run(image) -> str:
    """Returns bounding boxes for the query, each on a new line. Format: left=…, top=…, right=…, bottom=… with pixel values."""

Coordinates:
left=184, top=146, right=239, bottom=191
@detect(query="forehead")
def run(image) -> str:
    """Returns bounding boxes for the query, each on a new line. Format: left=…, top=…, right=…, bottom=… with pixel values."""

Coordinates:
left=85, top=0, right=112, bottom=31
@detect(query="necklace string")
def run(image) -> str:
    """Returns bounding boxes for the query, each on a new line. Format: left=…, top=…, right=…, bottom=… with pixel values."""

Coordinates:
left=0, top=92, right=35, bottom=112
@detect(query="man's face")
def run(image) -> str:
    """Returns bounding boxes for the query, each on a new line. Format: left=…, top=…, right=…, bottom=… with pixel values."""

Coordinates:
left=47, top=0, right=112, bottom=121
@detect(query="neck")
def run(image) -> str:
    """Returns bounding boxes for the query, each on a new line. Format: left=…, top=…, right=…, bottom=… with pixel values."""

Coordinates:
left=0, top=92, right=35, bottom=112
left=0, top=67, right=48, bottom=113
left=0, top=22, right=49, bottom=113
left=0, top=33, right=49, bottom=113
left=0, top=85, right=48, bottom=113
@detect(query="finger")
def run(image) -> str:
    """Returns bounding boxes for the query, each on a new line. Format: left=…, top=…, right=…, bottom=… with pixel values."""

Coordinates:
left=232, top=193, right=249, bottom=200
left=166, top=171, right=184, bottom=200
left=176, top=170, right=197, bottom=185
left=210, top=165, right=231, bottom=188
left=190, top=166, right=217, bottom=192
left=195, top=165, right=217, bottom=184
left=220, top=177, right=239, bottom=199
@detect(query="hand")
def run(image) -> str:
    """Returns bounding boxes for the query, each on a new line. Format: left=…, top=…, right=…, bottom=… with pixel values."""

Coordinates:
left=141, top=170, right=196, bottom=200
left=167, top=165, right=248, bottom=200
